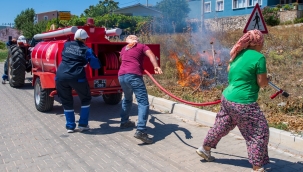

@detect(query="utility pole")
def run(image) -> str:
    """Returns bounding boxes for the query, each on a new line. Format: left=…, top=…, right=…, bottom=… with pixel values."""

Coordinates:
left=146, top=0, right=148, bottom=7
left=201, top=0, right=205, bottom=32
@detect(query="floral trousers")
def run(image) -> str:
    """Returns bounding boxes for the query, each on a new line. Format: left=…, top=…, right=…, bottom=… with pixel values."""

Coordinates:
left=203, top=96, right=270, bottom=167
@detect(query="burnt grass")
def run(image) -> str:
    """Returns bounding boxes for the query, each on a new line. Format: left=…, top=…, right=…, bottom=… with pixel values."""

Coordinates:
left=141, top=25, right=303, bottom=132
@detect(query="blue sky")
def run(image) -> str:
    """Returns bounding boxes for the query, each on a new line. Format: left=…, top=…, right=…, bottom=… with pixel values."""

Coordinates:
left=0, top=0, right=160, bottom=25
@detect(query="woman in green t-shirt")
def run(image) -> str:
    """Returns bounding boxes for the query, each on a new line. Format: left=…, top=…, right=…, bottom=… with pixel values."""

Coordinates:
left=196, top=30, right=269, bottom=172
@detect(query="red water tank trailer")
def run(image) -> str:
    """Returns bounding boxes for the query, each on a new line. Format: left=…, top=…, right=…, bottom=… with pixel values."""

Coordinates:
left=31, top=22, right=160, bottom=112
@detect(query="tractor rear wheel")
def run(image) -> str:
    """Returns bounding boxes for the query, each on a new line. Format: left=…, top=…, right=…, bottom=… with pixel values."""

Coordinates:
left=8, top=46, right=26, bottom=87
left=102, top=93, right=122, bottom=105
left=34, top=78, right=54, bottom=112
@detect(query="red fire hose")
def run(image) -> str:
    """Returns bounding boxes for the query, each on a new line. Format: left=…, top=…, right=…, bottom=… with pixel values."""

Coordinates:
left=108, top=54, right=287, bottom=106
left=144, top=70, right=221, bottom=106
left=106, top=52, right=119, bottom=70
left=144, top=70, right=289, bottom=106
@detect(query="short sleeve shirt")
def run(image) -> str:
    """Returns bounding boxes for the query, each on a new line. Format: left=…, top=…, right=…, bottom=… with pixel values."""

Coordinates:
left=222, top=49, right=267, bottom=104
left=118, top=43, right=150, bottom=76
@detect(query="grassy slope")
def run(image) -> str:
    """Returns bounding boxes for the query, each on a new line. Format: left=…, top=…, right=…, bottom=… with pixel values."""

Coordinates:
left=0, top=49, right=8, bottom=62
left=143, top=25, right=303, bottom=132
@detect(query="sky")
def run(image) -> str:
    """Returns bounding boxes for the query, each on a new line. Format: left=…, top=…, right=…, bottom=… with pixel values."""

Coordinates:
left=0, top=0, right=160, bottom=25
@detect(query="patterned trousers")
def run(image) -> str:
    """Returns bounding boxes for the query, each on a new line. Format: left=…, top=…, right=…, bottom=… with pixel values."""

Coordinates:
left=203, top=96, right=270, bottom=167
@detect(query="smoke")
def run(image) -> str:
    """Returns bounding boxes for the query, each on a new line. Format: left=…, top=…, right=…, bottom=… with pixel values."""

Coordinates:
left=160, top=29, right=230, bottom=90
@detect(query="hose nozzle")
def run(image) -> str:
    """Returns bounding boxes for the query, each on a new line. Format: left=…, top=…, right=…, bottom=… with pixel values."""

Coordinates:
left=269, top=82, right=289, bottom=99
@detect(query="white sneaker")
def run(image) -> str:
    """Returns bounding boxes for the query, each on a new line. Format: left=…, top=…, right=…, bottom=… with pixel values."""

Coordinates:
left=251, top=168, right=266, bottom=172
left=78, top=125, right=90, bottom=131
left=196, top=146, right=215, bottom=162
left=67, top=129, right=74, bottom=133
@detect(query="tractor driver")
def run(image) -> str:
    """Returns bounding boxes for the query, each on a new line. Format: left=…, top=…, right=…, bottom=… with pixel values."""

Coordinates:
left=17, top=35, right=27, bottom=44
left=55, top=29, right=101, bottom=133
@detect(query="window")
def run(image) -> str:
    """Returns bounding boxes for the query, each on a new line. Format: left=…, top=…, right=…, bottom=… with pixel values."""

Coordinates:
left=248, top=0, right=262, bottom=7
left=204, top=2, right=211, bottom=13
left=216, top=0, right=224, bottom=11
left=233, top=0, right=246, bottom=9
left=44, top=16, right=48, bottom=21
left=280, top=0, right=287, bottom=4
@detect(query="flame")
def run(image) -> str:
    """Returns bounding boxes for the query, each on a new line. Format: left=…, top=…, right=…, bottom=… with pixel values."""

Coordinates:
left=169, top=37, right=227, bottom=89
left=170, top=52, right=187, bottom=87
left=170, top=52, right=206, bottom=88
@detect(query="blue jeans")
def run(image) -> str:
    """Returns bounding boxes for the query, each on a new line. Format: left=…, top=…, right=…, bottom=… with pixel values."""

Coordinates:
left=119, top=74, right=149, bottom=132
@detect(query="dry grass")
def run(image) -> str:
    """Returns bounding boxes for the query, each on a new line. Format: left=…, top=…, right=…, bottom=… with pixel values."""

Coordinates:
left=143, top=25, right=303, bottom=132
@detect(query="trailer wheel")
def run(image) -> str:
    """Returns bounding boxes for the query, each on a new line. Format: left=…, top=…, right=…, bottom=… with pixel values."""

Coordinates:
left=8, top=46, right=26, bottom=88
left=34, top=78, right=54, bottom=112
left=102, top=93, right=122, bottom=105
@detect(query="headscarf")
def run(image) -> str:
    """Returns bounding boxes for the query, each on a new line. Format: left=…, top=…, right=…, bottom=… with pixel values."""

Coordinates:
left=229, top=29, right=264, bottom=62
left=125, top=35, right=139, bottom=50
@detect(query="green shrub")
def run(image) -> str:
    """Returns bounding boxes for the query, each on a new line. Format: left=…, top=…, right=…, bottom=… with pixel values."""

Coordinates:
left=0, top=49, right=8, bottom=62
left=268, top=51, right=284, bottom=60
left=281, top=20, right=293, bottom=25
left=294, top=17, right=303, bottom=24
left=46, top=14, right=151, bottom=35
left=283, top=4, right=292, bottom=10
left=276, top=4, right=282, bottom=8
left=0, top=41, right=6, bottom=50
left=262, top=7, right=280, bottom=26
left=269, top=122, right=289, bottom=131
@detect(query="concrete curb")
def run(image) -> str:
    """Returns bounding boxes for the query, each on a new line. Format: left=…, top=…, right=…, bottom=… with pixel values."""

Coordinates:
left=148, top=95, right=303, bottom=156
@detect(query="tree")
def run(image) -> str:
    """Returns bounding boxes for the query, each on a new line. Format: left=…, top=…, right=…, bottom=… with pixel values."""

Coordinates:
left=82, top=0, right=119, bottom=17
left=156, top=0, right=190, bottom=33
left=21, top=21, right=48, bottom=39
left=14, top=8, right=48, bottom=38
left=14, top=8, right=35, bottom=30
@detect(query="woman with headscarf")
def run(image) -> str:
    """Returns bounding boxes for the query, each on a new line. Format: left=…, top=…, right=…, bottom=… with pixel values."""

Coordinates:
left=118, top=35, right=163, bottom=144
left=196, top=30, right=269, bottom=172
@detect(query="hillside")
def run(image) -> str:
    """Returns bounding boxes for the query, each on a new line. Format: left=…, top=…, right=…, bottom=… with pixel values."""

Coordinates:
left=0, top=27, right=20, bottom=42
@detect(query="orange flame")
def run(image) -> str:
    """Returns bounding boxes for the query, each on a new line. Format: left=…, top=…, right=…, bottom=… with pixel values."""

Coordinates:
left=169, top=38, right=225, bottom=90
left=170, top=52, right=207, bottom=88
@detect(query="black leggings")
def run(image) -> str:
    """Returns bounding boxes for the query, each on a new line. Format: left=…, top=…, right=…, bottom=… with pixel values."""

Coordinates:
left=56, top=80, right=91, bottom=110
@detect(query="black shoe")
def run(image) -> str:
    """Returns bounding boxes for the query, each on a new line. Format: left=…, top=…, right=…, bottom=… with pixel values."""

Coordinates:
left=134, top=130, right=153, bottom=144
left=120, top=120, right=136, bottom=129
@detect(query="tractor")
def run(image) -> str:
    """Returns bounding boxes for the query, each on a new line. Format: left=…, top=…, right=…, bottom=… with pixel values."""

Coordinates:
left=5, top=36, right=33, bottom=87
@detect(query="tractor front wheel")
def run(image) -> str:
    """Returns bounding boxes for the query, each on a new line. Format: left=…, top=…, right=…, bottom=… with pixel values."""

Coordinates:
left=34, top=78, right=54, bottom=112
left=102, top=93, right=122, bottom=105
